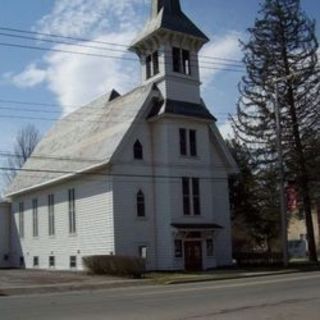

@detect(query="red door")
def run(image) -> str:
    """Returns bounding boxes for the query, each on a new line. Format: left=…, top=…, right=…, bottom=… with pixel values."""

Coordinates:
left=184, top=241, right=202, bottom=271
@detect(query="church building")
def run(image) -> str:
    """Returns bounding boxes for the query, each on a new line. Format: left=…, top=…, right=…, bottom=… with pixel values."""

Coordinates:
left=0, top=0, right=238, bottom=271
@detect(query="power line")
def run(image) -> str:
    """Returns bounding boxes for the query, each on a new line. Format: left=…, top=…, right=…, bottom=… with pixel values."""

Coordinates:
left=0, top=151, right=102, bottom=163
left=0, top=42, right=246, bottom=73
left=0, top=99, right=231, bottom=116
left=0, top=26, right=244, bottom=64
left=0, top=26, right=129, bottom=48
left=0, top=98, right=71, bottom=108
left=0, top=166, right=230, bottom=182
left=0, top=32, right=132, bottom=56
left=0, top=32, right=245, bottom=69
left=0, top=113, right=230, bottom=124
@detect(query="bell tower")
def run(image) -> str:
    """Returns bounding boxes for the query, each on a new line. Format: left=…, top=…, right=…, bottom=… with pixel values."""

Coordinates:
left=129, top=0, right=209, bottom=105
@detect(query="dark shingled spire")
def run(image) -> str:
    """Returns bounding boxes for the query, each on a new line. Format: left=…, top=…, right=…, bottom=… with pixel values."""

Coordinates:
left=152, top=0, right=182, bottom=17
left=130, top=0, right=209, bottom=49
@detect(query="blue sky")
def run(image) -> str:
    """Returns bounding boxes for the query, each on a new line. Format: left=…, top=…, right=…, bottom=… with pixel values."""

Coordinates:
left=0, top=0, right=319, bottom=191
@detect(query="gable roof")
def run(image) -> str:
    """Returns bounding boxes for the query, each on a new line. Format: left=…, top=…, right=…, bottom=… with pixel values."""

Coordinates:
left=148, top=99, right=216, bottom=120
left=209, top=123, right=239, bottom=174
left=6, top=84, right=154, bottom=196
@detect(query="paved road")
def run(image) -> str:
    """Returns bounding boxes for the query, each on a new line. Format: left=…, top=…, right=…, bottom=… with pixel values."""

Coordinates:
left=1, top=271, right=320, bottom=320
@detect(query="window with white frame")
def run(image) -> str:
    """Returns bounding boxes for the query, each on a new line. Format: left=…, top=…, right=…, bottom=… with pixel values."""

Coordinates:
left=172, top=47, right=191, bottom=75
left=206, top=239, right=214, bottom=256
left=48, top=194, right=55, bottom=236
left=70, top=256, right=77, bottom=269
left=134, top=140, right=143, bottom=160
left=139, top=246, right=148, bottom=260
left=32, top=199, right=38, bottom=237
left=68, top=189, right=76, bottom=234
left=181, top=177, right=201, bottom=216
left=179, top=128, right=197, bottom=157
left=49, top=256, right=55, bottom=268
left=136, top=190, right=146, bottom=217
left=174, top=240, right=183, bottom=258
left=18, top=202, right=24, bottom=238
left=146, top=51, right=160, bottom=79
left=33, top=256, right=39, bottom=267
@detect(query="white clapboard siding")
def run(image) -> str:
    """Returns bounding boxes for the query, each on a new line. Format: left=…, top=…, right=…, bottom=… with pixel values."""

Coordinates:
left=10, top=176, right=114, bottom=270
left=0, top=202, right=10, bottom=268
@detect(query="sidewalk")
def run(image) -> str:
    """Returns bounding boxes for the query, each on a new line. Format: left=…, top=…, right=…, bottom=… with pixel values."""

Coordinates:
left=1, top=264, right=319, bottom=296
left=147, top=265, right=320, bottom=284
left=0, top=279, right=146, bottom=296
left=0, top=269, right=147, bottom=297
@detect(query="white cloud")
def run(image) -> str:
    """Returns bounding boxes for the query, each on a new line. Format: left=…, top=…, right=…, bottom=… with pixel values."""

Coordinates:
left=43, top=32, right=138, bottom=114
left=35, top=0, right=142, bottom=37
left=6, top=1, right=243, bottom=116
left=200, top=32, right=242, bottom=87
left=10, top=64, right=47, bottom=88
left=218, top=120, right=235, bottom=140
left=6, top=0, right=144, bottom=114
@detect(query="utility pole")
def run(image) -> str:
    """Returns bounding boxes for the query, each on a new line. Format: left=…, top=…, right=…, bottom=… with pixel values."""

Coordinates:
left=273, top=83, right=289, bottom=267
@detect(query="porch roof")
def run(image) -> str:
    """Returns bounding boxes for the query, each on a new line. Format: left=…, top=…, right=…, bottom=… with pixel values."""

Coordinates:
left=171, top=223, right=223, bottom=230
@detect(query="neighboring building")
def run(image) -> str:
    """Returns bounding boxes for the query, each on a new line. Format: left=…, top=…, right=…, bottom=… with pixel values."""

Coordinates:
left=0, top=201, right=11, bottom=268
left=3, top=0, right=238, bottom=271
left=286, top=182, right=320, bottom=257
left=288, top=205, right=320, bottom=257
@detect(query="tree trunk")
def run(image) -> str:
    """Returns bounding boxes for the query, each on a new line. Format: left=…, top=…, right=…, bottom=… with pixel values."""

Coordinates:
left=278, top=18, right=318, bottom=263
left=286, top=84, right=318, bottom=262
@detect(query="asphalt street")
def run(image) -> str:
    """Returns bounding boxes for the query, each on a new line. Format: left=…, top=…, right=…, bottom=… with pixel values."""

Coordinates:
left=1, top=271, right=320, bottom=320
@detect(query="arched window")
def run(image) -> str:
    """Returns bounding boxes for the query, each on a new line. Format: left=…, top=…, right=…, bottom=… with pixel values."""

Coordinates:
left=137, top=190, right=146, bottom=217
left=134, top=140, right=143, bottom=160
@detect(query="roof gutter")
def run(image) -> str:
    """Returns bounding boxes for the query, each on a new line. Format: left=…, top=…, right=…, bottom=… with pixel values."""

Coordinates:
left=6, top=161, right=112, bottom=198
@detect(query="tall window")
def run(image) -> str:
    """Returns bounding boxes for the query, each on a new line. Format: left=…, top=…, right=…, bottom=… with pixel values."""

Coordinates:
left=181, top=177, right=201, bottom=216
left=134, top=140, right=143, bottom=160
left=206, top=239, right=214, bottom=256
left=146, top=51, right=160, bottom=79
left=32, top=199, right=38, bottom=237
left=189, top=130, right=197, bottom=156
left=179, top=129, right=187, bottom=156
left=174, top=240, right=183, bottom=258
left=137, top=190, right=146, bottom=217
left=152, top=51, right=160, bottom=75
left=182, top=177, right=191, bottom=215
left=172, top=47, right=191, bottom=75
left=192, top=178, right=201, bottom=216
left=48, top=194, right=55, bottom=236
left=146, top=55, right=152, bottom=79
left=179, top=129, right=197, bottom=157
left=68, top=189, right=76, bottom=234
left=18, top=202, right=24, bottom=238
left=173, top=47, right=181, bottom=72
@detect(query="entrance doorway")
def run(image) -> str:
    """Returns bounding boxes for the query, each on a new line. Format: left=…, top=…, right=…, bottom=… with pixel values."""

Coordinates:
left=184, top=241, right=202, bottom=271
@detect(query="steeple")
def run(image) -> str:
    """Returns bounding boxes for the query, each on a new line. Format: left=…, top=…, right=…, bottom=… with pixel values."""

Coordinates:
left=151, top=0, right=182, bottom=17
left=130, top=0, right=209, bottom=51
left=129, top=0, right=210, bottom=105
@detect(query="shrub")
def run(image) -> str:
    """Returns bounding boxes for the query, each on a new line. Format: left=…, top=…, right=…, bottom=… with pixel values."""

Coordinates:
left=82, top=255, right=146, bottom=278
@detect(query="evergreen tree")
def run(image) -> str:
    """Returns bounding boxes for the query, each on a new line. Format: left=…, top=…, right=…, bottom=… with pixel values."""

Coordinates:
left=233, top=0, right=320, bottom=261
left=228, top=140, right=281, bottom=252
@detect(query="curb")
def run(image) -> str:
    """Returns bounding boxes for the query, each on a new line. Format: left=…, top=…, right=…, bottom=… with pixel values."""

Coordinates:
left=0, top=279, right=149, bottom=297
left=163, top=268, right=320, bottom=285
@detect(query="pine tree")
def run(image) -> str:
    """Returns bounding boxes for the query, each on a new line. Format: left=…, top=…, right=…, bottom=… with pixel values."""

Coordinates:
left=233, top=0, right=320, bottom=261
left=228, top=140, right=281, bottom=252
